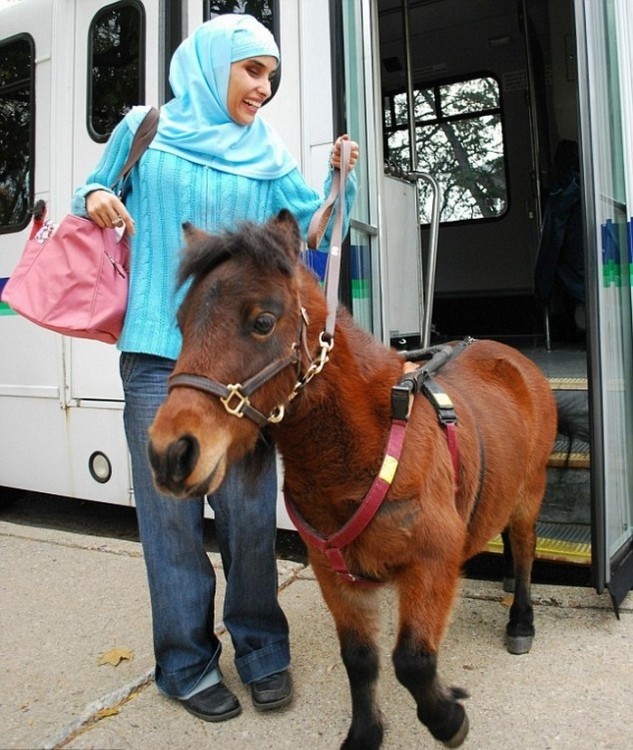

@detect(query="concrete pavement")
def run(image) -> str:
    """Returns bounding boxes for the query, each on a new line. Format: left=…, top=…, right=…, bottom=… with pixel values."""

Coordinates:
left=1, top=516, right=632, bottom=750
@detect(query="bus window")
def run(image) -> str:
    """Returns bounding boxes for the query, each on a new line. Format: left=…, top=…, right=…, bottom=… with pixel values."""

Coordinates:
left=384, top=75, right=508, bottom=225
left=0, top=35, right=34, bottom=233
left=203, top=1, right=276, bottom=31
left=88, top=1, right=145, bottom=142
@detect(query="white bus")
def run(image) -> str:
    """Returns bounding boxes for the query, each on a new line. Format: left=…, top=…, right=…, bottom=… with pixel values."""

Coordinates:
left=1, top=0, right=632, bottom=611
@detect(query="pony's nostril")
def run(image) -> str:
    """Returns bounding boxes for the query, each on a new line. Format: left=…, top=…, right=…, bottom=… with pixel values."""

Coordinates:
left=148, top=434, right=200, bottom=488
left=167, top=434, right=200, bottom=484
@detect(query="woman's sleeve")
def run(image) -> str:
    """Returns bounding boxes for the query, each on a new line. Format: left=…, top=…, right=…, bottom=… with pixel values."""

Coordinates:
left=273, top=167, right=359, bottom=250
left=70, top=116, right=136, bottom=217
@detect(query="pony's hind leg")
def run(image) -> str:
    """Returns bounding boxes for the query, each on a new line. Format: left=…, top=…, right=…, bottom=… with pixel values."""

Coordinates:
left=504, top=516, right=538, bottom=654
left=501, top=527, right=515, bottom=593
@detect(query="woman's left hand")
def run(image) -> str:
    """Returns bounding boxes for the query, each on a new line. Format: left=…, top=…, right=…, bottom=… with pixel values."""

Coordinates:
left=331, top=134, right=360, bottom=169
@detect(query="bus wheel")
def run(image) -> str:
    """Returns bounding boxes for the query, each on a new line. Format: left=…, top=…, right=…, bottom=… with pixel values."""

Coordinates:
left=0, top=486, right=27, bottom=510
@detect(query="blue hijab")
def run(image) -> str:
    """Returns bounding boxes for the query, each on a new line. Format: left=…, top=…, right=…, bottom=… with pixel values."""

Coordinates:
left=149, top=14, right=297, bottom=179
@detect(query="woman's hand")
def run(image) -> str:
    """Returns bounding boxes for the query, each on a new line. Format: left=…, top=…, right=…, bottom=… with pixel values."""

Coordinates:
left=331, top=134, right=360, bottom=170
left=85, top=190, right=135, bottom=235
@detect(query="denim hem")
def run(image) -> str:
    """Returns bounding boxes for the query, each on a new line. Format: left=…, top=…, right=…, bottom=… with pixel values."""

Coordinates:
left=155, top=642, right=222, bottom=699
left=235, top=639, right=291, bottom=685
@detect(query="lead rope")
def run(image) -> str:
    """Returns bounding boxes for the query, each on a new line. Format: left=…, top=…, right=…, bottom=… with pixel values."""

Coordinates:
left=290, top=140, right=354, bottom=400
left=305, top=140, right=353, bottom=340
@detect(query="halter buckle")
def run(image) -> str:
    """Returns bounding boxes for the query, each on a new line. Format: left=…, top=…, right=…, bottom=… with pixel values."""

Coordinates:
left=267, top=405, right=285, bottom=424
left=220, top=384, right=249, bottom=418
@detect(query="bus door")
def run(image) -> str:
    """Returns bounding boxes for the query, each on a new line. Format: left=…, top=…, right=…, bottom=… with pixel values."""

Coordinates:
left=576, top=0, right=633, bottom=613
left=68, top=0, right=162, bottom=405
left=51, top=0, right=164, bottom=503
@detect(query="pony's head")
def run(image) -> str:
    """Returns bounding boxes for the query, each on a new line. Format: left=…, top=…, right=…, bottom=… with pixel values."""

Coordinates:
left=148, top=209, right=310, bottom=497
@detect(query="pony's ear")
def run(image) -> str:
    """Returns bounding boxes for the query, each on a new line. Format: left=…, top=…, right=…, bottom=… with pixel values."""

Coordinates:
left=182, top=222, right=209, bottom=249
left=269, top=209, right=302, bottom=261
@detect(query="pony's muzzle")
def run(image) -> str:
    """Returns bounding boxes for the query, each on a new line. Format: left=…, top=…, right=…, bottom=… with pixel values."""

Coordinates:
left=148, top=433, right=200, bottom=497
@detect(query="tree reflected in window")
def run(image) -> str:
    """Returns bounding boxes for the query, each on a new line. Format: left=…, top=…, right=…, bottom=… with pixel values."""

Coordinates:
left=384, top=76, right=508, bottom=224
left=89, top=2, right=144, bottom=141
left=0, top=36, right=33, bottom=231
left=205, top=1, right=274, bottom=30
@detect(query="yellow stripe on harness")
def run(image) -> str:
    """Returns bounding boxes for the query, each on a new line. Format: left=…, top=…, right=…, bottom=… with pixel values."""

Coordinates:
left=431, top=391, right=454, bottom=409
left=379, top=455, right=399, bottom=484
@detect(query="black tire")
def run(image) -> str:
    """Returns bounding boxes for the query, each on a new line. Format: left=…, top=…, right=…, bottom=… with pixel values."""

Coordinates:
left=0, top=486, right=27, bottom=509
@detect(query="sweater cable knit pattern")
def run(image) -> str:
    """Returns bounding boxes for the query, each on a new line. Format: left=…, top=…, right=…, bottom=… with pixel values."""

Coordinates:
left=72, top=107, right=358, bottom=360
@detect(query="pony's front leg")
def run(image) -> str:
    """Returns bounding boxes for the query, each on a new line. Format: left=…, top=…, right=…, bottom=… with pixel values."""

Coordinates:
left=392, top=563, right=469, bottom=748
left=312, top=559, right=384, bottom=750
left=339, top=626, right=383, bottom=750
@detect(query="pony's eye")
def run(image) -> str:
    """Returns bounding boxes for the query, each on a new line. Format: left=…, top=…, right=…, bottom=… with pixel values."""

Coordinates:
left=252, top=313, right=276, bottom=336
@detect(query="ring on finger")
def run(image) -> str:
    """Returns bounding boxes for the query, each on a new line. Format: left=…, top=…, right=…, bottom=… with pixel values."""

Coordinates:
left=113, top=216, right=124, bottom=228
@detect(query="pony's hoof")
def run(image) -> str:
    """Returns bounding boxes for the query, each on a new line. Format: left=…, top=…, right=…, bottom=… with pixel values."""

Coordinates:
left=506, top=633, right=533, bottom=654
left=443, top=713, right=469, bottom=748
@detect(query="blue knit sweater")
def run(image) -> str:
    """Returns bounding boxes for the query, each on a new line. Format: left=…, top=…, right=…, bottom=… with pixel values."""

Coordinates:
left=72, top=107, right=358, bottom=360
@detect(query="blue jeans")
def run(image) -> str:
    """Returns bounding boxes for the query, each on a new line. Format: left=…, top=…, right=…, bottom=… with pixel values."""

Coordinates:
left=120, top=352, right=290, bottom=698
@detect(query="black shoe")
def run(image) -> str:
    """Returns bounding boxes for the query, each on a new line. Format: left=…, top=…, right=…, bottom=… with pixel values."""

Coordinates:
left=179, top=681, right=242, bottom=722
left=250, top=671, right=293, bottom=711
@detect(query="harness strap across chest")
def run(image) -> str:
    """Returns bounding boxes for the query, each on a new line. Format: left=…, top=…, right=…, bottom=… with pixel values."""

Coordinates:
left=284, top=339, right=472, bottom=585
left=284, top=418, right=407, bottom=585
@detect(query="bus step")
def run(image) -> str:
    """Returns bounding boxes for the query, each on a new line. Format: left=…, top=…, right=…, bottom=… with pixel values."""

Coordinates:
left=486, top=522, right=591, bottom=565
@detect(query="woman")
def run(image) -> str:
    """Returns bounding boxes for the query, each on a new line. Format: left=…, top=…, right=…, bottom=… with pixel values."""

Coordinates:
left=72, top=14, right=359, bottom=723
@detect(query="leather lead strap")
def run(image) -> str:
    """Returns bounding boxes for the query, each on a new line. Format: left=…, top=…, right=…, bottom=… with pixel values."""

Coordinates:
left=305, top=140, right=354, bottom=339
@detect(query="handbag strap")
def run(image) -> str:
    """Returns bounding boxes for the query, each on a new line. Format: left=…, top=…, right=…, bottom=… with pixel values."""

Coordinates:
left=111, top=106, right=160, bottom=192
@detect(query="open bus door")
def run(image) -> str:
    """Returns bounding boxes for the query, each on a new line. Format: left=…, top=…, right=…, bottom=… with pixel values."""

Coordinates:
left=338, top=0, right=631, bottom=606
left=575, top=0, right=633, bottom=615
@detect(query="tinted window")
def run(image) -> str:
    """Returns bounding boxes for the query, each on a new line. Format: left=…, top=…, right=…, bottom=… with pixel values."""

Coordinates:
left=203, top=1, right=275, bottom=31
left=88, top=1, right=145, bottom=141
left=0, top=36, right=34, bottom=233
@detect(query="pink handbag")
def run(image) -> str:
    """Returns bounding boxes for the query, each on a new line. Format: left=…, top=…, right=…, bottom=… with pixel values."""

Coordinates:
left=1, top=107, right=159, bottom=344
left=2, top=212, right=130, bottom=344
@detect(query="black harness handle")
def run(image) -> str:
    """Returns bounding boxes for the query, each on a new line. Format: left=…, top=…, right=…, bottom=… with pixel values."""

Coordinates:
left=391, top=337, right=474, bottom=423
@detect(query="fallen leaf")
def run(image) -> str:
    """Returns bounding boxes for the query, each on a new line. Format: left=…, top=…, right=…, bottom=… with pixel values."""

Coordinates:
left=97, top=706, right=121, bottom=718
left=501, top=594, right=514, bottom=608
left=98, top=647, right=134, bottom=667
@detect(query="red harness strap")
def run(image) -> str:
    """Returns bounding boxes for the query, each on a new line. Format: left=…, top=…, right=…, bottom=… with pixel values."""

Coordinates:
left=445, top=422, right=459, bottom=482
left=284, top=418, right=408, bottom=585
left=285, top=357, right=463, bottom=586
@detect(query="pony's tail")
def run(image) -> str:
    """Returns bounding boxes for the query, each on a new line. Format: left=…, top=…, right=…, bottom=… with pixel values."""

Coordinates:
left=555, top=389, right=590, bottom=449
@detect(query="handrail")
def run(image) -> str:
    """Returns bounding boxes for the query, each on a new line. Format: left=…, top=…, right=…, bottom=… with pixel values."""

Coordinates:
left=407, top=171, right=442, bottom=349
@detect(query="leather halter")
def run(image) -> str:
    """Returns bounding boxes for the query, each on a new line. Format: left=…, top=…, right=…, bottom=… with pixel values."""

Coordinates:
left=169, top=312, right=306, bottom=427
left=169, top=349, right=300, bottom=427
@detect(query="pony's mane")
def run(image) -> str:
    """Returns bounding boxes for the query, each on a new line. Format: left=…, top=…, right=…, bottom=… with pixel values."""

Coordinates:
left=179, top=221, right=295, bottom=289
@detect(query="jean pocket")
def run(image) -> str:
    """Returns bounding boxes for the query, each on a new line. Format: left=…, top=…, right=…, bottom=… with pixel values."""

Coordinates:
left=119, top=351, right=137, bottom=388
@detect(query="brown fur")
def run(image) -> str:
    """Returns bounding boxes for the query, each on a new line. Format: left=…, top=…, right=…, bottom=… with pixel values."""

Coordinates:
left=149, top=210, right=558, bottom=749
